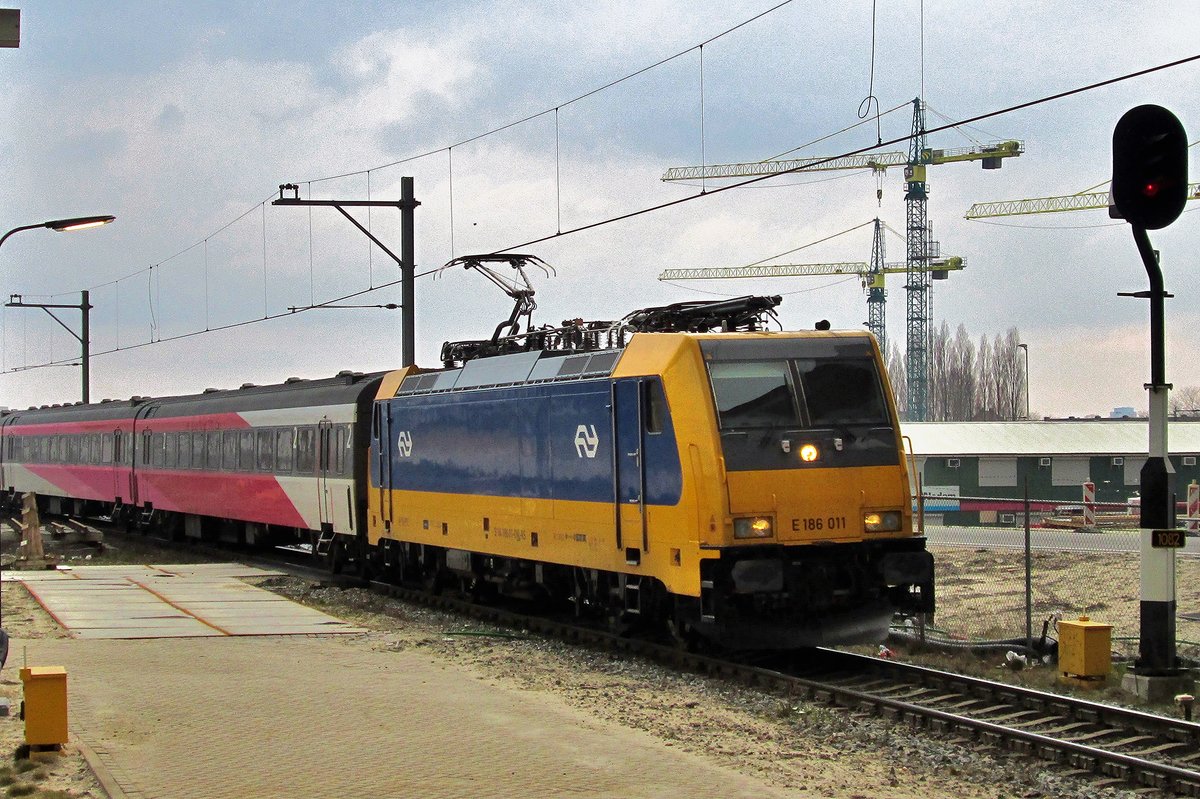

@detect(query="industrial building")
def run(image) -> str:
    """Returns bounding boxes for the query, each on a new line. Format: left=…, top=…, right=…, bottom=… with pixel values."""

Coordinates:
left=904, top=420, right=1200, bottom=526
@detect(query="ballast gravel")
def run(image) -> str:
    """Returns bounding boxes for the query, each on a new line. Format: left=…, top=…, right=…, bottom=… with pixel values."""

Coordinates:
left=262, top=578, right=1142, bottom=799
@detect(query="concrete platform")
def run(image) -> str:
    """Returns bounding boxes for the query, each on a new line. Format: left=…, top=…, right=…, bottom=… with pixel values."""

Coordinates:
left=7, top=564, right=363, bottom=638
left=17, top=636, right=788, bottom=799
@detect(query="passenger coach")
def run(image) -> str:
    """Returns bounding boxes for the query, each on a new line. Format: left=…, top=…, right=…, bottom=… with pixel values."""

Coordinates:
left=1, top=372, right=382, bottom=545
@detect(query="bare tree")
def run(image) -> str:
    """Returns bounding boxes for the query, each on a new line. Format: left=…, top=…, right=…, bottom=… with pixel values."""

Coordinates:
left=1171, top=386, right=1200, bottom=417
left=975, top=335, right=996, bottom=420
left=928, top=321, right=952, bottom=420
left=947, top=324, right=976, bottom=421
left=886, top=340, right=907, bottom=416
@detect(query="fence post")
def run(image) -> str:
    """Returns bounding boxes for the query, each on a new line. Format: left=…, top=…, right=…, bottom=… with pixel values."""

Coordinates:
left=1188, top=480, right=1199, bottom=534
left=1082, top=481, right=1096, bottom=529
left=1025, top=477, right=1033, bottom=653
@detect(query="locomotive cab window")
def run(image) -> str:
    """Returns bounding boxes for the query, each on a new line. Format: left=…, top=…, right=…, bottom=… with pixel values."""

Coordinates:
left=708, top=361, right=799, bottom=429
left=796, top=359, right=888, bottom=427
left=644, top=379, right=668, bottom=434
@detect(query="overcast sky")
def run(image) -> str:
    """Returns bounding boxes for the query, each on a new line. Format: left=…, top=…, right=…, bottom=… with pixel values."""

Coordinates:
left=2, top=0, right=1198, bottom=418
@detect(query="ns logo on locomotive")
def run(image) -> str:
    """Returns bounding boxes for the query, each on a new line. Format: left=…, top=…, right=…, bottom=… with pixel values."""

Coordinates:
left=0, top=255, right=932, bottom=650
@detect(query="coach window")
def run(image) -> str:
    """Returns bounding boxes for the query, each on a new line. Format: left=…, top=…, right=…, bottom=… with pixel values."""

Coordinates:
left=191, top=432, right=206, bottom=469
left=275, top=428, right=294, bottom=473
left=222, top=431, right=238, bottom=470
left=151, top=433, right=166, bottom=468
left=206, top=432, right=220, bottom=470
left=165, top=433, right=179, bottom=469
left=67, top=435, right=79, bottom=463
left=335, top=425, right=348, bottom=475
left=256, top=430, right=273, bottom=472
left=177, top=434, right=191, bottom=469
left=296, top=427, right=316, bottom=474
left=238, top=431, right=254, bottom=471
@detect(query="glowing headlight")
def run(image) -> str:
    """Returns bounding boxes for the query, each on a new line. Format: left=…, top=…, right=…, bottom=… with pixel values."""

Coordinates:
left=734, top=516, right=774, bottom=539
left=799, top=444, right=819, bottom=462
left=864, top=511, right=903, bottom=533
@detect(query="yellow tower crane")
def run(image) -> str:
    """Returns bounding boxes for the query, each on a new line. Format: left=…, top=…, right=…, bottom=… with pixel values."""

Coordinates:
left=966, top=183, right=1200, bottom=219
left=662, top=98, right=1022, bottom=420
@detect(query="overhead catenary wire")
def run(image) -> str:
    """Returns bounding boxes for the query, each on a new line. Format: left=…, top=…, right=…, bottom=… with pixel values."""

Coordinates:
left=488, top=53, right=1200, bottom=257
left=4, top=54, right=1200, bottom=377
left=296, top=0, right=797, bottom=186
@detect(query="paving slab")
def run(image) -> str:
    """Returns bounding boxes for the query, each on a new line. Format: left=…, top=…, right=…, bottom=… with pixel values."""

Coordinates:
left=11, top=563, right=363, bottom=639
left=17, top=636, right=791, bottom=799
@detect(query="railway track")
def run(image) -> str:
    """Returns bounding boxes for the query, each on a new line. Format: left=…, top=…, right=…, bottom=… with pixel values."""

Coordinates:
left=13, top=520, right=1200, bottom=795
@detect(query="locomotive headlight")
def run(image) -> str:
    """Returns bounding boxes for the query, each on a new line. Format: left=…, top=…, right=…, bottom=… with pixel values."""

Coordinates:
left=864, top=510, right=903, bottom=533
left=734, top=516, right=774, bottom=539
left=799, top=444, right=819, bottom=462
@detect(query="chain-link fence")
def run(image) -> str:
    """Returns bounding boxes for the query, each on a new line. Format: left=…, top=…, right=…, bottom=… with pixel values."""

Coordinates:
left=912, top=488, right=1200, bottom=661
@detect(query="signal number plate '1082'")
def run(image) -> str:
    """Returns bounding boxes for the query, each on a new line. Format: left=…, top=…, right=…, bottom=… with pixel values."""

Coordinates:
left=792, top=517, right=848, bottom=533
left=1151, top=529, right=1185, bottom=548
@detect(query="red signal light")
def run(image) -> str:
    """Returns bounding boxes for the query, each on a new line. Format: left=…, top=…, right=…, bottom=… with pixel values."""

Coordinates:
left=1144, top=182, right=1160, bottom=197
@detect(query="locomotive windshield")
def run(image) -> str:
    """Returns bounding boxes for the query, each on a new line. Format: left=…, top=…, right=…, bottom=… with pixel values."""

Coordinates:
left=708, top=361, right=800, bottom=428
left=709, top=357, right=888, bottom=430
left=701, top=337, right=898, bottom=471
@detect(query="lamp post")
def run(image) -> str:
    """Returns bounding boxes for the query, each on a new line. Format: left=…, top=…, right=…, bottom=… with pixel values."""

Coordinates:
left=1018, top=343, right=1030, bottom=419
left=0, top=215, right=115, bottom=250
left=0, top=214, right=113, bottom=646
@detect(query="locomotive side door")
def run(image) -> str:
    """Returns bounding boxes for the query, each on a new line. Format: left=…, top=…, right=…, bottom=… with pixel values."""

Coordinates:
left=612, top=379, right=647, bottom=556
left=317, top=419, right=334, bottom=529
left=374, top=402, right=394, bottom=530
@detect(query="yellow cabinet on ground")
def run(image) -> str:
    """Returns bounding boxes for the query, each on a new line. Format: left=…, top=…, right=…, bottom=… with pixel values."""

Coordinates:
left=19, top=666, right=68, bottom=746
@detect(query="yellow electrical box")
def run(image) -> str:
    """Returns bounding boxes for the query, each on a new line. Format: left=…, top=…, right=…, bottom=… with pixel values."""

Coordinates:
left=19, top=666, right=68, bottom=746
left=1058, top=616, right=1112, bottom=685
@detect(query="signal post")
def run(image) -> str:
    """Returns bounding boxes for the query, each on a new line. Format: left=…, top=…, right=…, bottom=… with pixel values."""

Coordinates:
left=1110, top=104, right=1194, bottom=700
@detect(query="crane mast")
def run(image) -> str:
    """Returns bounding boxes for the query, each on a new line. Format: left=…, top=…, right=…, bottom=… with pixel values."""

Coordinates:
left=905, top=98, right=932, bottom=421
left=868, top=217, right=887, bottom=353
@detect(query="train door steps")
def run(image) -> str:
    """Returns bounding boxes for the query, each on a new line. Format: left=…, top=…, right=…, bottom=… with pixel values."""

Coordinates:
left=3, top=564, right=365, bottom=639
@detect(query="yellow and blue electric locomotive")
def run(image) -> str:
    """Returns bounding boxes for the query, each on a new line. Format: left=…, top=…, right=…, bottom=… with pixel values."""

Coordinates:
left=366, top=281, right=932, bottom=648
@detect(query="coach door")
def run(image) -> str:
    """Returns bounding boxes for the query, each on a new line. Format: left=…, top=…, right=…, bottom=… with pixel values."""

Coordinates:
left=111, top=430, right=123, bottom=502
left=317, top=419, right=334, bottom=529
left=612, top=379, right=647, bottom=557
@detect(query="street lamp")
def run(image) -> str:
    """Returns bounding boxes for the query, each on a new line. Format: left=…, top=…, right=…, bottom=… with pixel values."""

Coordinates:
left=0, top=214, right=115, bottom=249
left=1018, top=343, right=1030, bottom=420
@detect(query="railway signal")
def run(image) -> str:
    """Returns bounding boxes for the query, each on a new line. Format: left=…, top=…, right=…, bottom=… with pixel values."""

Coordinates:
left=1112, top=104, right=1192, bottom=697
left=1112, top=105, right=1188, bottom=230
